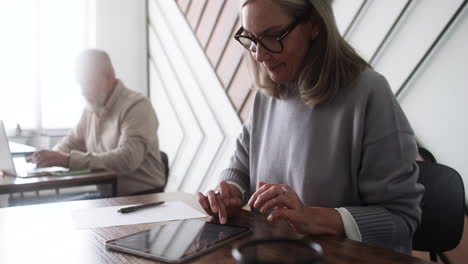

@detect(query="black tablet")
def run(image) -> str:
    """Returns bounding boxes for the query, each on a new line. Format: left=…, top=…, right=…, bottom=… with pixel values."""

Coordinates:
left=105, top=219, right=250, bottom=263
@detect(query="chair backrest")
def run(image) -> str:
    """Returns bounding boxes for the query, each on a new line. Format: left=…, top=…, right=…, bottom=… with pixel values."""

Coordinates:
left=160, top=151, right=169, bottom=189
left=412, top=161, right=465, bottom=252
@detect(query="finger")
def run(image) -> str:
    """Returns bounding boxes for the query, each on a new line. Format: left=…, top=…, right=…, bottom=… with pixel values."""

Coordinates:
left=25, top=155, right=33, bottom=162
left=253, top=185, right=283, bottom=209
left=258, top=181, right=267, bottom=188
left=218, top=181, right=231, bottom=207
left=37, top=160, right=48, bottom=168
left=267, top=209, right=336, bottom=235
left=207, top=190, right=219, bottom=214
left=259, top=194, right=291, bottom=213
left=267, top=208, right=291, bottom=222
left=32, top=151, right=46, bottom=164
left=217, top=198, right=228, bottom=224
left=36, top=158, right=45, bottom=168
left=197, top=192, right=214, bottom=216
left=218, top=181, right=231, bottom=199
left=247, top=183, right=273, bottom=207
left=33, top=150, right=43, bottom=159
left=229, top=197, right=243, bottom=208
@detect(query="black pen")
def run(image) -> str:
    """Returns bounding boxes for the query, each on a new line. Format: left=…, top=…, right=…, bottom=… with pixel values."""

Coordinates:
left=117, top=201, right=165, bottom=214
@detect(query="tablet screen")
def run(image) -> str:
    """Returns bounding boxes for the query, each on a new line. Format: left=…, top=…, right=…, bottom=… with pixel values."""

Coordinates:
left=106, top=219, right=249, bottom=263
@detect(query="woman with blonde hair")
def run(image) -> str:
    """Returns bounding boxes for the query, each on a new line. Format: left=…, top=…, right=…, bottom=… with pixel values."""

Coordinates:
left=198, top=0, right=423, bottom=254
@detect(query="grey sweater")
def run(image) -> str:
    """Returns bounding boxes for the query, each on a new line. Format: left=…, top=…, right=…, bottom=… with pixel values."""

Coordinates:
left=221, top=69, right=424, bottom=253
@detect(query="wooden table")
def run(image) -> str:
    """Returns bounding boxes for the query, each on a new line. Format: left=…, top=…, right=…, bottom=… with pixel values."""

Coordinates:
left=0, top=170, right=118, bottom=197
left=0, top=192, right=431, bottom=264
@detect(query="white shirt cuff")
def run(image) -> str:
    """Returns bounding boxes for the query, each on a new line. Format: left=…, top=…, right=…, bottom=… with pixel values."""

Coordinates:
left=335, top=207, right=362, bottom=242
left=225, top=181, right=245, bottom=202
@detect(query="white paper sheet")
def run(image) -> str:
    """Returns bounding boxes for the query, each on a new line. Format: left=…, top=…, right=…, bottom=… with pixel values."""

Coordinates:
left=71, top=201, right=207, bottom=229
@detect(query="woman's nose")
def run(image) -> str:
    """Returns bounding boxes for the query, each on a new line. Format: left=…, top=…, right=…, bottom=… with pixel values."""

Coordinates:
left=252, top=43, right=270, bottom=63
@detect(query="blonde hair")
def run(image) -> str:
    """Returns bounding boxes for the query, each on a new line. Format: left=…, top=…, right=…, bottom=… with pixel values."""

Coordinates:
left=241, top=0, right=369, bottom=106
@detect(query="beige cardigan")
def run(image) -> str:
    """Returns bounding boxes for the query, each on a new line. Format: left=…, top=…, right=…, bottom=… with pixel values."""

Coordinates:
left=54, top=80, right=165, bottom=196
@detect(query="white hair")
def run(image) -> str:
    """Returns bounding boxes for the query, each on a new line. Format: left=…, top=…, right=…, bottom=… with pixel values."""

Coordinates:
left=76, top=49, right=116, bottom=79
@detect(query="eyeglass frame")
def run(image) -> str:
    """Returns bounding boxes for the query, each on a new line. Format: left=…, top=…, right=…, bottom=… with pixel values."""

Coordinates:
left=234, top=14, right=310, bottom=53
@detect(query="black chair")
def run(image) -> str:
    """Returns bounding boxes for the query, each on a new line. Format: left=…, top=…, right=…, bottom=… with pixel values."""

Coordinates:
left=413, top=161, right=465, bottom=262
left=160, top=151, right=169, bottom=190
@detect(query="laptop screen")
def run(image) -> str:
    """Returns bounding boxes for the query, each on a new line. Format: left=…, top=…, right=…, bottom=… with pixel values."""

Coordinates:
left=0, top=120, right=17, bottom=176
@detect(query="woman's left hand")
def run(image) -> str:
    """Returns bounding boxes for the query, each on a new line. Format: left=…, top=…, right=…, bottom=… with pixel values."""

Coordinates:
left=247, top=182, right=345, bottom=236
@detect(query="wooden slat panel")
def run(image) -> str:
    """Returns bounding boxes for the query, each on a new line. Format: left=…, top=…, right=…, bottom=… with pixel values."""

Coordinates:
left=216, top=21, right=244, bottom=88
left=186, top=0, right=207, bottom=30
left=227, top=58, right=251, bottom=110
left=239, top=88, right=256, bottom=121
left=206, top=0, right=240, bottom=66
left=196, top=0, right=226, bottom=48
left=177, top=0, right=191, bottom=14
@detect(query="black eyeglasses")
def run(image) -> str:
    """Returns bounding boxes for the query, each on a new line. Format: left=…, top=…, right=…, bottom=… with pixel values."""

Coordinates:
left=234, top=15, right=308, bottom=53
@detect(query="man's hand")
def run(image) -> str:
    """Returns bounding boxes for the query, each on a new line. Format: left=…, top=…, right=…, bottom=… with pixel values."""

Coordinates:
left=30, top=150, right=70, bottom=168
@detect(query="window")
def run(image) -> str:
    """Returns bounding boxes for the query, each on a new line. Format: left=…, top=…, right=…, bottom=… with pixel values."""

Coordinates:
left=0, top=0, right=94, bottom=132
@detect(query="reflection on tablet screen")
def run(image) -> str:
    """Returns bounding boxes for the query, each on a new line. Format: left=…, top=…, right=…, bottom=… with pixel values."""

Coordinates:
left=107, top=219, right=249, bottom=262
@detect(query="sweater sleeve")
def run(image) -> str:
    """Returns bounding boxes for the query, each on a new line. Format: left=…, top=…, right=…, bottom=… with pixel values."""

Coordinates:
left=53, top=111, right=87, bottom=154
left=219, top=110, right=252, bottom=196
left=345, top=73, right=424, bottom=253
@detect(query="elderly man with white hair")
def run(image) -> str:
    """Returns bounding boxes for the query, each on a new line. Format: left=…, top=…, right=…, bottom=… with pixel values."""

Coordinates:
left=31, top=49, right=166, bottom=196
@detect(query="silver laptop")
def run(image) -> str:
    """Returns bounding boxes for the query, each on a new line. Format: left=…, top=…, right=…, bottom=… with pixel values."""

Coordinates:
left=0, top=121, right=68, bottom=177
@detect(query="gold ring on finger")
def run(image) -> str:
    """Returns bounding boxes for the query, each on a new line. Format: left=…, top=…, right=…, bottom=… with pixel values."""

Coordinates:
left=281, top=186, right=288, bottom=195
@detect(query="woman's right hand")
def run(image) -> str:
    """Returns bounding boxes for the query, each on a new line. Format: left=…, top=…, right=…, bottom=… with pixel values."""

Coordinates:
left=198, top=180, right=243, bottom=224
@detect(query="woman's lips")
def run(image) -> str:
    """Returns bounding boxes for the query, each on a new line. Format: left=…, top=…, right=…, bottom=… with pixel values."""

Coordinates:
left=266, top=63, right=282, bottom=72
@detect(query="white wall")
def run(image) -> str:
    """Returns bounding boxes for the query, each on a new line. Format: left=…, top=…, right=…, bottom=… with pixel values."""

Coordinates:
left=95, top=0, right=148, bottom=96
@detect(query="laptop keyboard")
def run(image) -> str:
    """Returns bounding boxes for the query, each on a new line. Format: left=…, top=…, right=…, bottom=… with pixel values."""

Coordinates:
left=13, top=157, right=37, bottom=171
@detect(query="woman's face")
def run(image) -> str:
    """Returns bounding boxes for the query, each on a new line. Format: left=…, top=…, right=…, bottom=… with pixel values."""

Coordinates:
left=242, top=0, right=316, bottom=83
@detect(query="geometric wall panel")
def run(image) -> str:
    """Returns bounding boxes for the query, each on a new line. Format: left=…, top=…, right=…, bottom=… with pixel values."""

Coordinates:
left=371, top=0, right=464, bottom=92
left=178, top=0, right=253, bottom=120
left=332, top=0, right=366, bottom=35
left=344, top=0, right=410, bottom=61
left=148, top=0, right=242, bottom=193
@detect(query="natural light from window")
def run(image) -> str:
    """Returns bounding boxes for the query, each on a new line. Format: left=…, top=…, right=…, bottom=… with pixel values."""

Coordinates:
left=0, top=0, right=94, bottom=132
